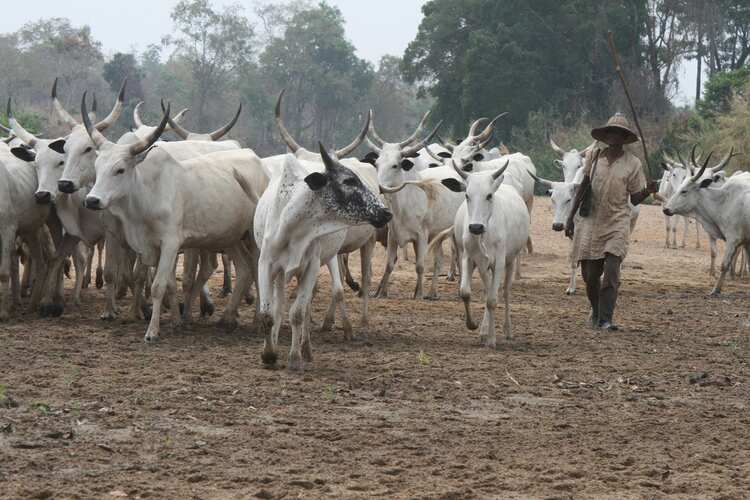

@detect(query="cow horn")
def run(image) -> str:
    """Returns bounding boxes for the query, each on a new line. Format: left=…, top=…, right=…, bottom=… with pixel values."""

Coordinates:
left=365, top=111, right=383, bottom=153
left=402, top=120, right=444, bottom=158
left=129, top=102, right=170, bottom=156
left=491, top=159, right=510, bottom=180
left=209, top=103, right=242, bottom=141
left=475, top=112, right=507, bottom=143
left=162, top=99, right=190, bottom=139
left=690, top=145, right=713, bottom=182
left=275, top=89, right=302, bottom=153
left=319, top=141, right=341, bottom=172
left=368, top=109, right=386, bottom=148
left=450, top=158, right=470, bottom=181
left=133, top=101, right=145, bottom=129
left=549, top=138, right=566, bottom=156
left=438, top=135, right=455, bottom=152
left=424, top=144, right=446, bottom=163
left=88, top=93, right=98, bottom=122
left=94, top=79, right=126, bottom=131
left=528, top=170, right=554, bottom=189
left=0, top=123, right=11, bottom=134
left=335, top=110, right=370, bottom=158
left=51, top=77, right=79, bottom=128
left=398, top=110, right=431, bottom=147
left=711, top=147, right=737, bottom=173
left=81, top=92, right=107, bottom=149
left=379, top=179, right=431, bottom=194
left=7, top=98, right=38, bottom=148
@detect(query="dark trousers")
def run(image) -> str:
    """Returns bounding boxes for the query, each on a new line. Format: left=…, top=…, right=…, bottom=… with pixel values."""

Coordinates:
left=581, top=253, right=622, bottom=324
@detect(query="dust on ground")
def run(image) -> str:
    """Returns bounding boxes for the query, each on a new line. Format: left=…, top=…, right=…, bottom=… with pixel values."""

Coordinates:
left=1, top=199, right=749, bottom=499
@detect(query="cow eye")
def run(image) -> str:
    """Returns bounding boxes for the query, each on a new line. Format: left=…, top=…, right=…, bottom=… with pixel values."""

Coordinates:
left=485, top=193, right=492, bottom=201
left=58, top=161, right=64, bottom=167
left=343, top=177, right=357, bottom=186
left=85, top=147, right=93, bottom=153
left=115, top=168, right=125, bottom=175
left=392, top=164, right=398, bottom=169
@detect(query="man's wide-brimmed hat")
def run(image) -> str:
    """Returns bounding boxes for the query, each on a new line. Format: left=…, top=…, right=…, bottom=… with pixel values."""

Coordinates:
left=591, top=113, right=638, bottom=145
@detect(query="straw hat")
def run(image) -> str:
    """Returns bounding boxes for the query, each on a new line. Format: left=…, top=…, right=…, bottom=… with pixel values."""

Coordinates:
left=591, top=113, right=638, bottom=145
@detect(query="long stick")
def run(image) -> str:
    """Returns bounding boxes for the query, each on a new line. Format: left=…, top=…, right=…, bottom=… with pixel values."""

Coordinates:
left=607, top=31, right=653, bottom=183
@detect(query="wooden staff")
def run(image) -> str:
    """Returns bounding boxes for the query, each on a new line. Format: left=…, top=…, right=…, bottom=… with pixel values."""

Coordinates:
left=607, top=31, right=654, bottom=183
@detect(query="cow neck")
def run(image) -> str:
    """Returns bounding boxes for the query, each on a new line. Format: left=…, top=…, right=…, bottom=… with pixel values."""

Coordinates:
left=692, top=185, right=734, bottom=241
left=126, top=153, right=180, bottom=221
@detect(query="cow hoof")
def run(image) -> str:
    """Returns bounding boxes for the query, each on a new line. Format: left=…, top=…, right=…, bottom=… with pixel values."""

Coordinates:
left=287, top=355, right=307, bottom=372
left=261, top=350, right=278, bottom=368
left=347, top=281, right=361, bottom=293
left=82, top=281, right=90, bottom=290
left=244, top=293, right=255, bottom=306
left=100, top=311, right=117, bottom=322
left=141, top=304, right=153, bottom=322
left=40, top=303, right=64, bottom=318
left=709, top=290, right=721, bottom=298
left=200, top=301, right=215, bottom=317
left=218, top=318, right=238, bottom=332
left=447, top=275, right=456, bottom=282
left=565, top=289, right=576, bottom=296
left=96, top=269, right=104, bottom=289
left=144, top=333, right=160, bottom=343
left=219, top=288, right=232, bottom=298
left=424, top=294, right=438, bottom=301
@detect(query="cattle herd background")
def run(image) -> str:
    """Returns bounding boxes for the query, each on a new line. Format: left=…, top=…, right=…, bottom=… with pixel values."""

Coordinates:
left=2, top=1, right=750, bottom=498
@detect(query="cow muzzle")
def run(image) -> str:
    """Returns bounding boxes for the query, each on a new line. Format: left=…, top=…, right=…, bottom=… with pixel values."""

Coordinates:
left=34, top=191, right=52, bottom=205
left=663, top=208, right=674, bottom=217
left=85, top=196, right=103, bottom=210
left=58, top=180, right=77, bottom=194
left=469, top=224, right=485, bottom=235
left=552, top=223, right=564, bottom=232
left=370, top=209, right=393, bottom=229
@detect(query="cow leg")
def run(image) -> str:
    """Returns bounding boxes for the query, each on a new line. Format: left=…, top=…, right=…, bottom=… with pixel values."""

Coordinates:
left=101, top=237, right=122, bottom=321
left=711, top=239, right=741, bottom=297
left=218, top=253, right=233, bottom=298
left=374, top=228, right=398, bottom=298
left=83, top=242, right=94, bottom=289
left=459, top=254, right=478, bottom=331
left=502, top=259, right=515, bottom=340
left=0, top=227, right=16, bottom=321
left=478, top=263, right=497, bottom=349
left=323, top=257, right=353, bottom=339
left=413, top=234, right=427, bottom=299
left=680, top=216, right=688, bottom=248
left=566, top=258, right=577, bottom=295
left=71, top=243, right=88, bottom=306
left=288, top=259, right=319, bottom=372
left=525, top=198, right=534, bottom=255
left=10, top=245, right=20, bottom=307
left=447, top=239, right=458, bottom=282
left=359, top=238, right=375, bottom=329
left=218, top=244, right=251, bottom=331
left=199, top=252, right=217, bottom=317
left=663, top=215, right=670, bottom=248
left=181, top=249, right=199, bottom=322
left=514, top=254, right=522, bottom=280
left=695, top=221, right=701, bottom=249
left=427, top=240, right=443, bottom=300
left=144, top=243, right=179, bottom=342
left=340, top=253, right=360, bottom=293
left=130, top=258, right=149, bottom=321
left=20, top=247, right=32, bottom=298
left=27, top=229, right=52, bottom=312
left=40, top=234, right=79, bottom=317
left=709, top=237, right=718, bottom=276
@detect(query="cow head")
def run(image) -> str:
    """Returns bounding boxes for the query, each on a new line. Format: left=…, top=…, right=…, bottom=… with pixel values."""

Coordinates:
left=84, top=94, right=170, bottom=210
left=367, top=110, right=443, bottom=189
left=131, top=100, right=190, bottom=141
left=530, top=172, right=580, bottom=232
left=448, top=114, right=506, bottom=173
left=6, top=98, right=66, bottom=205
left=664, top=146, right=736, bottom=217
left=440, top=160, right=509, bottom=235
left=52, top=78, right=127, bottom=194
left=314, top=144, right=392, bottom=228
left=549, top=138, right=593, bottom=183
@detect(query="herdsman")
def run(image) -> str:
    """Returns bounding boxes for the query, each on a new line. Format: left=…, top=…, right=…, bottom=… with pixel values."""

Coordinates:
left=565, top=113, right=657, bottom=331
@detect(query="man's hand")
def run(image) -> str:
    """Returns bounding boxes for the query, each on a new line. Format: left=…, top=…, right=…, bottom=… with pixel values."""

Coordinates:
left=646, top=180, right=659, bottom=194
left=564, top=220, right=575, bottom=239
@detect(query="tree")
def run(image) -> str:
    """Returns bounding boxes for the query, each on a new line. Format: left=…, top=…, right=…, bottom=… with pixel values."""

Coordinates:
left=103, top=53, right=144, bottom=100
left=164, top=0, right=255, bottom=128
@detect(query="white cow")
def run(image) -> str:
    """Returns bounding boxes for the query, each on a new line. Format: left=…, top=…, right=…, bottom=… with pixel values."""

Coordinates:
left=274, top=91, right=378, bottom=332
left=549, top=138, right=594, bottom=183
left=664, top=152, right=750, bottom=296
left=245, top=145, right=392, bottom=371
left=658, top=159, right=697, bottom=249
left=82, top=99, right=262, bottom=341
left=367, top=115, right=464, bottom=299
left=431, top=160, right=530, bottom=346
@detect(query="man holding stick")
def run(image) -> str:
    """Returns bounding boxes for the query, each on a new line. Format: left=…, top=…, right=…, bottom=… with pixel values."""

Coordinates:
left=565, top=113, right=658, bottom=331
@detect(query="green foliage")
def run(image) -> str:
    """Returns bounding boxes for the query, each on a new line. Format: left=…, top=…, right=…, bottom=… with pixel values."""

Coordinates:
left=403, top=0, right=647, bottom=138
left=0, top=110, right=44, bottom=136
left=103, top=53, right=144, bottom=99
left=697, top=66, right=750, bottom=118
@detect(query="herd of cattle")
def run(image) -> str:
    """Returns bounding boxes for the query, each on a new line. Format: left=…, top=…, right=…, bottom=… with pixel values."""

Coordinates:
left=1, top=80, right=748, bottom=370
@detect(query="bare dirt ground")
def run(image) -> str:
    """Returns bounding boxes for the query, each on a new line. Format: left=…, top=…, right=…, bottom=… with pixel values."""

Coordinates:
left=1, top=199, right=750, bottom=499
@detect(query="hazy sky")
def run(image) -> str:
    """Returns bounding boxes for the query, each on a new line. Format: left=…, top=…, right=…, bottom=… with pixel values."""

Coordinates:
left=0, top=0, right=700, bottom=106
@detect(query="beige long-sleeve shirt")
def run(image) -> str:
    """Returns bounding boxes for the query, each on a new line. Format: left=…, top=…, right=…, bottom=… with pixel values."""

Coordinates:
left=572, top=148, right=646, bottom=261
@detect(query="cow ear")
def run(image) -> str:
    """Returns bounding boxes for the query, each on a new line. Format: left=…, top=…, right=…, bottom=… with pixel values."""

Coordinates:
left=462, top=162, right=474, bottom=172
left=405, top=150, right=419, bottom=159
left=441, top=178, right=465, bottom=192
left=428, top=163, right=440, bottom=168
left=304, top=172, right=329, bottom=191
left=10, top=147, right=35, bottom=162
left=437, top=151, right=451, bottom=159
left=553, top=159, right=564, bottom=170
left=472, top=153, right=484, bottom=162
left=360, top=157, right=376, bottom=166
left=546, top=189, right=553, bottom=196
left=401, top=159, right=414, bottom=171
left=661, top=162, right=671, bottom=172
left=48, top=139, right=66, bottom=154
left=699, top=178, right=713, bottom=189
